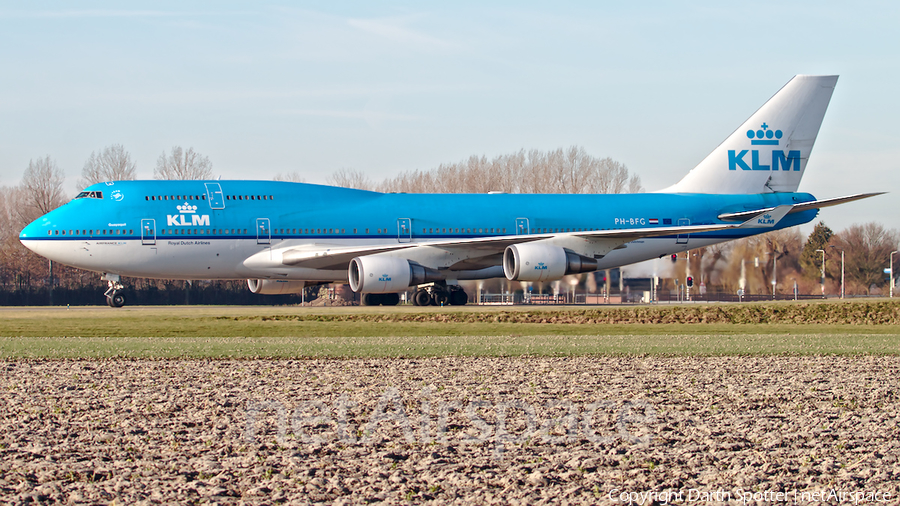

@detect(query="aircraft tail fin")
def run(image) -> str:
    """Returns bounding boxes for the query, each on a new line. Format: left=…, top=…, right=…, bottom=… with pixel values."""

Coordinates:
left=662, top=75, right=838, bottom=194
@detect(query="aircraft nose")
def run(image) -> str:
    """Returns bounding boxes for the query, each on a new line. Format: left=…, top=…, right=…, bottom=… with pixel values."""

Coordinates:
left=19, top=216, right=56, bottom=256
left=20, top=216, right=50, bottom=240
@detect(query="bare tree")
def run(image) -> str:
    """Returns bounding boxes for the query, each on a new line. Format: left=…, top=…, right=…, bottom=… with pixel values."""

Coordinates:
left=77, top=144, right=137, bottom=189
left=18, top=156, right=66, bottom=226
left=273, top=171, right=306, bottom=183
left=830, top=223, right=900, bottom=294
left=327, top=168, right=372, bottom=190
left=0, top=186, right=15, bottom=243
left=154, top=146, right=213, bottom=180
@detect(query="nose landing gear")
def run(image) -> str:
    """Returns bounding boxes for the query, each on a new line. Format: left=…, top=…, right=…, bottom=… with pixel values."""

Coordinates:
left=102, top=273, right=126, bottom=308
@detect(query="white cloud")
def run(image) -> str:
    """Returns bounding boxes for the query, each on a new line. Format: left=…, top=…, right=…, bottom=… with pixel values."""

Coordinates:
left=347, top=15, right=457, bottom=50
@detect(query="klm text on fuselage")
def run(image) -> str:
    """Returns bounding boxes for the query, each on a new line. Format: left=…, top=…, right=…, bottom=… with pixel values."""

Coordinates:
left=728, top=150, right=801, bottom=171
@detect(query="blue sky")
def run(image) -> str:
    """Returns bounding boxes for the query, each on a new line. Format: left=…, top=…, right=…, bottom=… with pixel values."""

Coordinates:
left=1, top=1, right=897, bottom=233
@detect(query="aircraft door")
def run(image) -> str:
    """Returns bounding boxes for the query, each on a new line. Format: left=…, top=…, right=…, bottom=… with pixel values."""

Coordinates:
left=205, top=183, right=225, bottom=209
left=141, top=219, right=156, bottom=246
left=516, top=218, right=529, bottom=235
left=256, top=218, right=271, bottom=245
left=397, top=218, right=412, bottom=243
left=676, top=218, right=690, bottom=245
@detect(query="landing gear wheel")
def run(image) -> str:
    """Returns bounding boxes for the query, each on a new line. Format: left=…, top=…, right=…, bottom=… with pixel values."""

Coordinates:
left=104, top=278, right=126, bottom=308
left=450, top=289, right=468, bottom=306
left=382, top=293, right=400, bottom=306
left=414, top=289, right=431, bottom=307
left=108, top=291, right=126, bottom=308
left=431, top=291, right=449, bottom=306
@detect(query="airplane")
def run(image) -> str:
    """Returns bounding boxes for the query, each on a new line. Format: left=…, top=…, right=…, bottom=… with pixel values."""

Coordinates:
left=19, top=75, right=881, bottom=307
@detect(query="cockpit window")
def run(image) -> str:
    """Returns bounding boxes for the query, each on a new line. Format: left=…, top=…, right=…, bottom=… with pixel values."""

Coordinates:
left=74, top=191, right=103, bottom=200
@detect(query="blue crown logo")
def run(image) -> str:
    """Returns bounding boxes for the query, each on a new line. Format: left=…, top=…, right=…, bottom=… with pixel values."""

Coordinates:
left=746, top=123, right=782, bottom=145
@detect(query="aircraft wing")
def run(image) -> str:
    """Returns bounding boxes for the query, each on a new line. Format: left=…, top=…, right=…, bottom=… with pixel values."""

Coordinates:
left=717, top=192, right=884, bottom=221
left=273, top=207, right=789, bottom=270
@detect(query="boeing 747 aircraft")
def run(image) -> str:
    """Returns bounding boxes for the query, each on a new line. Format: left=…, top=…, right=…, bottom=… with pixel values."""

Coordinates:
left=19, top=75, right=880, bottom=307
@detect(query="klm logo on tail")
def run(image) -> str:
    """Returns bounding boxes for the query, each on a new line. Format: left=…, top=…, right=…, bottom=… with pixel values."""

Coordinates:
left=728, top=124, right=800, bottom=171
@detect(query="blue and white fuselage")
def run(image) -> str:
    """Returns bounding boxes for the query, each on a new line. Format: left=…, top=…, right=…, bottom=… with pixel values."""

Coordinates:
left=20, top=182, right=819, bottom=278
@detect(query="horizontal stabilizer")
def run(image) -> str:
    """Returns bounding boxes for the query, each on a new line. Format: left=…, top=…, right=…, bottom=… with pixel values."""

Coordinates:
left=718, top=192, right=885, bottom=221
left=737, top=205, right=792, bottom=228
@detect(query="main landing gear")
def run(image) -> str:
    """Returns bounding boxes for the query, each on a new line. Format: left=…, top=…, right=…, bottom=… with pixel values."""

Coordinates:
left=412, top=284, right=468, bottom=306
left=102, top=274, right=126, bottom=308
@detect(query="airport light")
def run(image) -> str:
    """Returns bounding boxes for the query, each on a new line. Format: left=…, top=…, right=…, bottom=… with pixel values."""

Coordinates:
left=830, top=245, right=844, bottom=299
left=891, top=251, right=898, bottom=298
left=815, top=249, right=826, bottom=296
left=772, top=252, right=777, bottom=299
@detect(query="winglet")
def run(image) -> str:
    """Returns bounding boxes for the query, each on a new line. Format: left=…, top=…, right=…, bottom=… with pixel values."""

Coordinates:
left=739, top=204, right=793, bottom=228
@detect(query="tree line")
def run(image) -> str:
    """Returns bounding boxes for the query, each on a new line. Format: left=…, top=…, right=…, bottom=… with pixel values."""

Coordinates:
left=0, top=144, right=896, bottom=305
left=327, top=146, right=644, bottom=194
left=665, top=221, right=899, bottom=298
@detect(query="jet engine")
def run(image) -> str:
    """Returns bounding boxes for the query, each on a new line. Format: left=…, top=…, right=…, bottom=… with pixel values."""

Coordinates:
left=349, top=255, right=441, bottom=293
left=247, top=279, right=308, bottom=295
left=503, top=244, right=597, bottom=282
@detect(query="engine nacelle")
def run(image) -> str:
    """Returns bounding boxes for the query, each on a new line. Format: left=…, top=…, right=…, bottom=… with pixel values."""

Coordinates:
left=503, top=244, right=598, bottom=282
left=349, top=255, right=441, bottom=293
left=247, top=279, right=308, bottom=295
